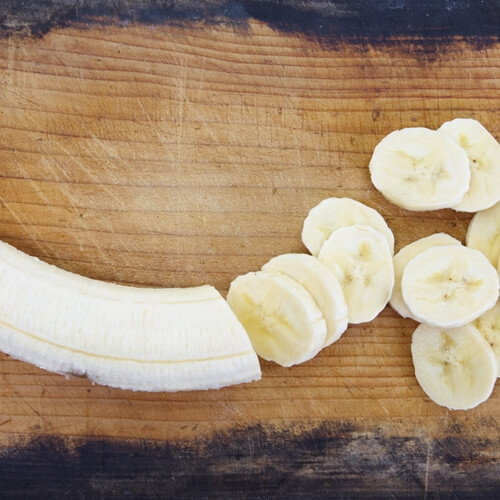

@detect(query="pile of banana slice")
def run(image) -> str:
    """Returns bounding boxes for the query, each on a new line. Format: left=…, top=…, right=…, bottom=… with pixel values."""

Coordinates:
left=229, top=118, right=500, bottom=410
left=228, top=197, right=395, bottom=365
left=392, top=232, right=499, bottom=410
left=368, top=117, right=500, bottom=410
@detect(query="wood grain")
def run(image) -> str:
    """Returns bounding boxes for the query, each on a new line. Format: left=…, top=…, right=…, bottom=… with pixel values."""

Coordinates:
left=0, top=16, right=499, bottom=495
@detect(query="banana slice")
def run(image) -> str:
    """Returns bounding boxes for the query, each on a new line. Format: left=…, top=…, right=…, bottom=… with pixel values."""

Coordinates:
left=227, top=271, right=327, bottom=367
left=466, top=201, right=500, bottom=272
left=369, top=127, right=470, bottom=211
left=318, top=225, right=394, bottom=324
left=411, top=323, right=497, bottom=410
left=438, top=118, right=500, bottom=212
left=402, top=245, right=499, bottom=328
left=0, top=240, right=261, bottom=391
left=474, top=301, right=500, bottom=376
left=301, top=197, right=394, bottom=257
left=262, top=253, right=348, bottom=346
left=390, top=233, right=462, bottom=319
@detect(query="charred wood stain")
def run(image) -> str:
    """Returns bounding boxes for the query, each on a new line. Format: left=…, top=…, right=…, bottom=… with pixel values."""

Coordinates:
left=0, top=422, right=498, bottom=498
left=0, top=0, right=499, bottom=53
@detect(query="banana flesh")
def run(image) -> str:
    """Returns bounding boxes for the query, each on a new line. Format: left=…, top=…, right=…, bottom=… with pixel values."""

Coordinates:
left=402, top=245, right=499, bottom=328
left=369, top=127, right=470, bottom=211
left=466, top=201, right=500, bottom=272
left=262, top=253, right=348, bottom=347
left=0, top=241, right=261, bottom=391
left=438, top=118, right=500, bottom=212
left=474, top=301, right=500, bottom=376
left=411, top=323, right=497, bottom=410
left=227, top=271, right=327, bottom=367
left=302, top=197, right=394, bottom=257
left=318, top=225, right=394, bottom=324
left=390, top=233, right=461, bottom=319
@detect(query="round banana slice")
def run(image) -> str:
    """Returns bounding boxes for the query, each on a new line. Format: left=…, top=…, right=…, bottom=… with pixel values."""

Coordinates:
left=402, top=245, right=499, bottom=328
left=390, top=233, right=462, bottom=319
left=438, top=118, right=500, bottom=212
left=474, top=301, right=500, bottom=376
left=466, top=200, right=500, bottom=272
left=262, top=253, right=348, bottom=347
left=318, top=225, right=394, bottom=324
left=301, top=197, right=394, bottom=257
left=227, top=271, right=327, bottom=367
left=369, top=127, right=470, bottom=211
left=411, top=323, right=497, bottom=410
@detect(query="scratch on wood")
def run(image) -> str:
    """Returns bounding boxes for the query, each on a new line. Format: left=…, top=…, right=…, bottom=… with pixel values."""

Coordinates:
left=196, top=56, right=207, bottom=104
left=424, top=438, right=432, bottom=499
left=0, top=192, right=48, bottom=255
left=0, top=374, right=41, bottom=420
left=9, top=155, right=67, bottom=261
left=176, top=56, right=187, bottom=169
left=48, top=138, right=136, bottom=258
left=0, top=418, right=12, bottom=428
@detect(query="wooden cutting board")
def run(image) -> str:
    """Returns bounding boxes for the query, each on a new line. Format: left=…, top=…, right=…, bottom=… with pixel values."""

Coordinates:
left=0, top=2, right=499, bottom=497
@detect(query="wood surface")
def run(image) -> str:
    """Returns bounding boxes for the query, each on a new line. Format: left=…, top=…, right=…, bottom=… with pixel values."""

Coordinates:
left=0, top=8, right=499, bottom=498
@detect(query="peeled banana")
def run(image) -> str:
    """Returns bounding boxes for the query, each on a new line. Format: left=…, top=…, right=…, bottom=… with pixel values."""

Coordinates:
left=0, top=240, right=261, bottom=391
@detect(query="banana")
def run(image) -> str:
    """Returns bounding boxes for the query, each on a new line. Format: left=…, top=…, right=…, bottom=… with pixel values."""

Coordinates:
left=226, top=271, right=327, bottom=367
left=262, top=254, right=348, bottom=347
left=390, top=233, right=462, bottom=319
left=411, top=323, right=497, bottom=410
left=369, top=127, right=470, bottom=211
left=301, top=197, right=394, bottom=257
left=466, top=201, right=500, bottom=272
left=318, top=225, right=394, bottom=324
left=0, top=240, right=261, bottom=391
left=474, top=301, right=500, bottom=376
left=438, top=118, right=500, bottom=212
left=402, top=245, right=499, bottom=328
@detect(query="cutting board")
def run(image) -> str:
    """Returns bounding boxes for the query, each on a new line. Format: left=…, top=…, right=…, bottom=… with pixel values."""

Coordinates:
left=0, top=2, right=499, bottom=497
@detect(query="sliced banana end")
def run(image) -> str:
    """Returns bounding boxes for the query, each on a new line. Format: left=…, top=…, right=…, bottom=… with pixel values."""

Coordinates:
left=227, top=271, right=327, bottom=367
left=0, top=240, right=262, bottom=392
left=411, top=323, right=498, bottom=410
